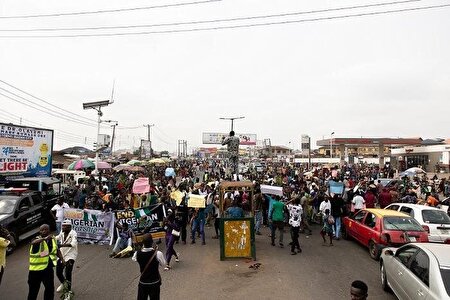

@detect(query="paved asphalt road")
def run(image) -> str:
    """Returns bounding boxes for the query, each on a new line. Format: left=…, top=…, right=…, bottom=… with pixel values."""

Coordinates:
left=1, top=223, right=396, bottom=300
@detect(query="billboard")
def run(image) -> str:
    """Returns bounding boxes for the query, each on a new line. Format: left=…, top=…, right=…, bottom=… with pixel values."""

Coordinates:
left=0, top=123, right=53, bottom=181
left=301, top=134, right=310, bottom=154
left=140, top=140, right=151, bottom=159
left=202, top=132, right=257, bottom=145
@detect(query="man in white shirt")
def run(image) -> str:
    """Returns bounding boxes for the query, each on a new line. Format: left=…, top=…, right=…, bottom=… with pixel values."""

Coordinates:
left=319, top=197, right=332, bottom=215
left=352, top=192, right=366, bottom=213
left=51, top=198, right=70, bottom=234
left=55, top=220, right=78, bottom=292
left=287, top=197, right=303, bottom=255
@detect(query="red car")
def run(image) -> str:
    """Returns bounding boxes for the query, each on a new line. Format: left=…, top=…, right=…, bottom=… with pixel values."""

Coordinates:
left=342, top=208, right=428, bottom=260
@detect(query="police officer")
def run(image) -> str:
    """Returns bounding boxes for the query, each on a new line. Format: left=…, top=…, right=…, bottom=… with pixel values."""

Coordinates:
left=28, top=224, right=65, bottom=300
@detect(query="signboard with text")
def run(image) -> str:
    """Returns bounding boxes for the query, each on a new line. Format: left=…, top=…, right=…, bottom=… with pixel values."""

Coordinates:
left=202, top=132, right=257, bottom=145
left=0, top=123, right=53, bottom=182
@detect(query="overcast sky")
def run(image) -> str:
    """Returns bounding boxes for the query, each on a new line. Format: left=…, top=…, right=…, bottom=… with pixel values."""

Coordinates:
left=0, top=0, right=449, bottom=153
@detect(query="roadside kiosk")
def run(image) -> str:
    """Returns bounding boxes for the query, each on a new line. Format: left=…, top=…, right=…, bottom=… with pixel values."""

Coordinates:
left=219, top=181, right=256, bottom=261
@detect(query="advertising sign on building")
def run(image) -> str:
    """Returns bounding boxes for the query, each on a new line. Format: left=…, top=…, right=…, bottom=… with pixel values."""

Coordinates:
left=0, top=123, right=53, bottom=181
left=301, top=134, right=310, bottom=154
left=202, top=132, right=257, bottom=145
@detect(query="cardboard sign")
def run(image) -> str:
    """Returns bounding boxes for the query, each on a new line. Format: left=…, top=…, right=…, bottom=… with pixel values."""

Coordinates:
left=132, top=177, right=150, bottom=194
left=260, top=184, right=283, bottom=196
left=188, top=194, right=206, bottom=208
left=170, top=190, right=184, bottom=206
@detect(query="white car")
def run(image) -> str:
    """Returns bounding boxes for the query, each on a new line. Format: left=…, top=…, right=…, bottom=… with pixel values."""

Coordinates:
left=385, top=203, right=450, bottom=243
left=380, top=243, right=450, bottom=300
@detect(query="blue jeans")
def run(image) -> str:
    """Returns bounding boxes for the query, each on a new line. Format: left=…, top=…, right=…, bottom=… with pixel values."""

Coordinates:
left=254, top=211, right=262, bottom=233
left=56, top=222, right=62, bottom=234
left=333, top=216, right=341, bottom=239
left=112, top=237, right=132, bottom=253
left=191, top=219, right=205, bottom=243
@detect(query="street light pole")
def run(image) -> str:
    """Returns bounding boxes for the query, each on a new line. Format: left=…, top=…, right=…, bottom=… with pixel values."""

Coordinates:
left=83, top=100, right=110, bottom=175
left=219, top=116, right=245, bottom=131
left=330, top=132, right=335, bottom=160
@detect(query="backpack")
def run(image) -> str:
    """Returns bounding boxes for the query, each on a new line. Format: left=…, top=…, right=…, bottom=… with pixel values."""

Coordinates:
left=327, top=215, right=335, bottom=225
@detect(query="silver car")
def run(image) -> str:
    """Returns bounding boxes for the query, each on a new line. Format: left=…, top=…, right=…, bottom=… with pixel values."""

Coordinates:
left=380, top=243, right=450, bottom=299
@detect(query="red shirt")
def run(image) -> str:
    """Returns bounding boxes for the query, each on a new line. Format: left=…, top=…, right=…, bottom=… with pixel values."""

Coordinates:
left=364, top=191, right=377, bottom=208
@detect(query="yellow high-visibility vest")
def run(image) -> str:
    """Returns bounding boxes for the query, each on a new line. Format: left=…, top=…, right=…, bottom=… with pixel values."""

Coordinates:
left=29, top=238, right=57, bottom=271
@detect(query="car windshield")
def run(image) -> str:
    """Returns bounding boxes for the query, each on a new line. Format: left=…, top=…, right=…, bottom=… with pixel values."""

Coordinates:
left=441, top=268, right=450, bottom=297
left=383, top=216, right=424, bottom=231
left=422, top=210, right=450, bottom=224
left=0, top=199, right=17, bottom=214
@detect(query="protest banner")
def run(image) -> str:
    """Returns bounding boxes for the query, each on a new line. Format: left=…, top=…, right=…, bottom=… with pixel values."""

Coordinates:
left=188, top=194, right=206, bottom=208
left=63, top=208, right=115, bottom=245
left=329, top=181, right=344, bottom=195
left=260, top=184, right=283, bottom=196
left=115, top=203, right=167, bottom=239
left=132, top=177, right=150, bottom=194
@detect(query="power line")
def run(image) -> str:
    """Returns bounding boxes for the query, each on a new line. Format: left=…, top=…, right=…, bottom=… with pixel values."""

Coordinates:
left=0, top=91, right=99, bottom=128
left=0, top=3, right=447, bottom=38
left=0, top=0, right=422, bottom=32
left=0, top=86, right=96, bottom=127
left=0, top=110, right=96, bottom=141
left=0, top=80, right=98, bottom=123
left=0, top=0, right=220, bottom=19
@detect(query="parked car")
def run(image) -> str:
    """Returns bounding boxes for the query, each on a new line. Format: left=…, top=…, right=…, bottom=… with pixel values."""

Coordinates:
left=380, top=243, right=450, bottom=300
left=385, top=203, right=450, bottom=243
left=377, top=178, right=401, bottom=189
left=440, top=197, right=450, bottom=217
left=0, top=188, right=57, bottom=253
left=342, top=208, right=429, bottom=260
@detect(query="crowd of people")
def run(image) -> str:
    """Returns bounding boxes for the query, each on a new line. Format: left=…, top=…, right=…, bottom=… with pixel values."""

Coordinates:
left=1, top=151, right=448, bottom=299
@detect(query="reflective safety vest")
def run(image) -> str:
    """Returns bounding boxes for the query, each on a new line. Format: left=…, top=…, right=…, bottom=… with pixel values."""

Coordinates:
left=29, top=238, right=57, bottom=271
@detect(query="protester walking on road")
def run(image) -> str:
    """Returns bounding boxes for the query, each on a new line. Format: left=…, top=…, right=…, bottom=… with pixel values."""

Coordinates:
left=55, top=220, right=78, bottom=293
left=51, top=198, right=70, bottom=234
left=191, top=207, right=206, bottom=245
left=270, top=196, right=285, bottom=248
left=253, top=189, right=263, bottom=235
left=133, top=234, right=167, bottom=300
left=221, top=131, right=240, bottom=181
left=287, top=197, right=303, bottom=255
left=0, top=225, right=15, bottom=287
left=28, top=224, right=65, bottom=300
left=320, top=209, right=334, bottom=246
left=164, top=210, right=180, bottom=271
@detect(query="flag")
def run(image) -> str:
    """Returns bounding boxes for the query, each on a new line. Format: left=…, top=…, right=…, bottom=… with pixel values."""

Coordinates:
left=134, top=207, right=154, bottom=219
left=83, top=211, right=97, bottom=222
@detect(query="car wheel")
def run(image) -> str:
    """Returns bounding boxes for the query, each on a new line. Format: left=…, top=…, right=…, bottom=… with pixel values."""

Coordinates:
left=6, top=230, right=18, bottom=255
left=380, top=262, right=390, bottom=292
left=369, top=240, right=380, bottom=260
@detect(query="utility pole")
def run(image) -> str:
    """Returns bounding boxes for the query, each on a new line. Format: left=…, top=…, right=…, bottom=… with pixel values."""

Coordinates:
left=178, top=140, right=188, bottom=157
left=83, top=100, right=111, bottom=174
left=103, top=120, right=118, bottom=156
left=143, top=124, right=155, bottom=157
left=330, top=132, right=335, bottom=161
left=263, top=138, right=272, bottom=160
left=219, top=116, right=245, bottom=131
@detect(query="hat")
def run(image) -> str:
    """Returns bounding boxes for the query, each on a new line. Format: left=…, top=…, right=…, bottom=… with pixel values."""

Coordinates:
left=62, top=220, right=72, bottom=226
left=167, top=209, right=173, bottom=213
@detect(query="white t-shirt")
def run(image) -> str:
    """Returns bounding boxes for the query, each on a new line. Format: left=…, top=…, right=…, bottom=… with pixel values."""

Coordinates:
left=287, top=204, right=302, bottom=227
left=319, top=200, right=331, bottom=214
left=55, top=229, right=78, bottom=261
left=352, top=195, right=366, bottom=209
left=51, top=203, right=70, bottom=222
